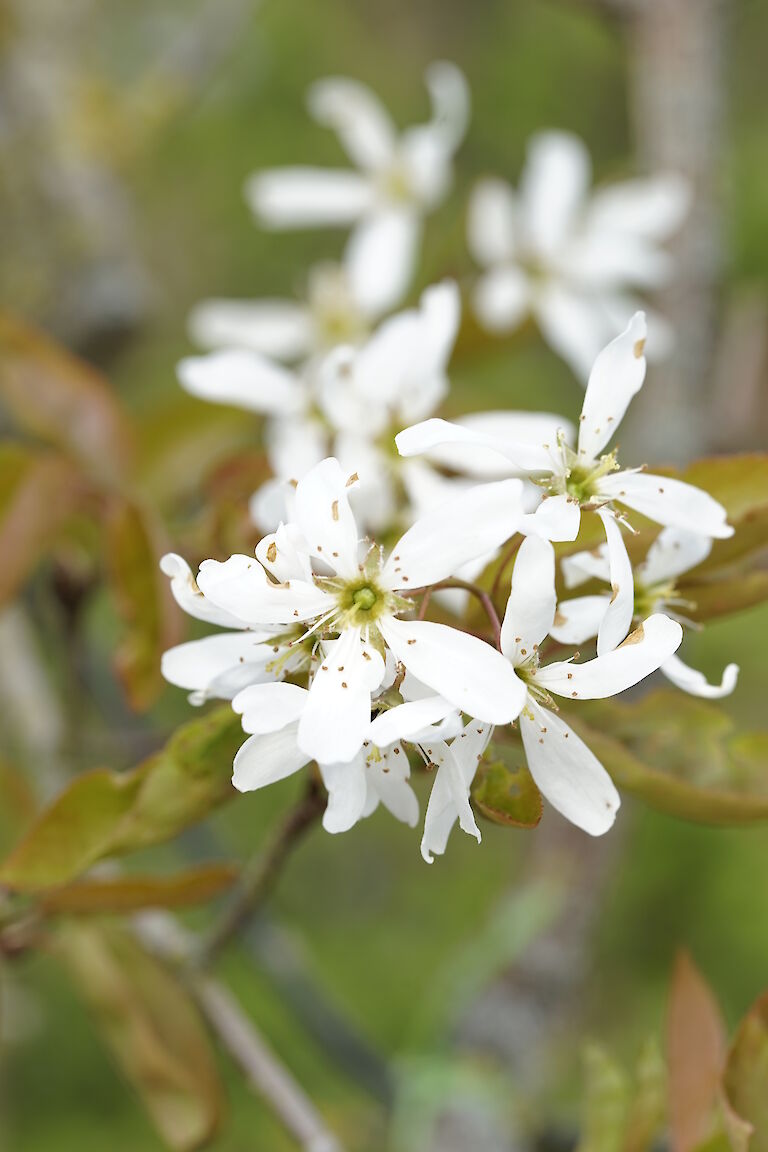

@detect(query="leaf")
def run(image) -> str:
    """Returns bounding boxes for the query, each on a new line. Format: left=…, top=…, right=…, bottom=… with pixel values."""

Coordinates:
left=0, top=312, right=133, bottom=483
left=723, top=991, right=768, bottom=1152
left=0, top=444, right=90, bottom=606
left=681, top=455, right=768, bottom=570
left=571, top=693, right=768, bottom=825
left=57, top=923, right=223, bottom=1150
left=683, top=570, right=768, bottom=623
left=0, top=706, right=243, bottom=890
left=41, top=864, right=238, bottom=916
left=471, top=743, right=543, bottom=828
left=623, top=1040, right=667, bottom=1152
left=577, top=1045, right=629, bottom=1152
left=667, top=952, right=727, bottom=1152
left=104, top=496, right=183, bottom=710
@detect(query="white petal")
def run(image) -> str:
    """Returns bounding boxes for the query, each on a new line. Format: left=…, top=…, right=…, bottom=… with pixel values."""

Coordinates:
left=161, top=632, right=278, bottom=698
left=595, top=510, right=634, bottom=656
left=560, top=544, right=610, bottom=589
left=520, top=131, right=591, bottom=259
left=550, top=595, right=610, bottom=645
left=297, top=629, right=385, bottom=764
left=382, top=477, right=525, bottom=589
left=366, top=744, right=419, bottom=827
left=255, top=522, right=314, bottom=584
left=500, top=536, right=556, bottom=661
left=424, top=410, right=574, bottom=480
left=264, top=414, right=327, bottom=483
left=160, top=553, right=245, bottom=628
left=307, top=78, right=395, bottom=171
left=250, top=478, right=294, bottom=534
left=396, top=417, right=555, bottom=474
left=188, top=299, right=312, bottom=360
left=232, top=682, right=309, bottom=734
left=197, top=554, right=333, bottom=625
left=368, top=695, right=456, bottom=747
left=294, top=457, right=362, bottom=579
left=533, top=612, right=683, bottom=699
left=586, top=174, right=690, bottom=240
left=423, top=60, right=470, bottom=151
left=319, top=754, right=369, bottom=833
left=345, top=207, right=420, bottom=314
left=534, top=284, right=613, bottom=382
left=467, top=178, right=518, bottom=266
left=518, top=493, right=581, bottom=542
left=232, top=724, right=310, bottom=792
left=245, top=168, right=373, bottom=228
left=598, top=471, right=733, bottom=539
left=638, top=527, right=713, bottom=586
left=177, top=350, right=305, bottom=415
left=473, top=267, right=530, bottom=333
left=562, top=231, right=674, bottom=291
left=520, top=701, right=619, bottom=836
left=577, top=312, right=647, bottom=459
left=379, top=616, right=527, bottom=724
left=661, top=653, right=739, bottom=699
left=420, top=722, right=491, bottom=862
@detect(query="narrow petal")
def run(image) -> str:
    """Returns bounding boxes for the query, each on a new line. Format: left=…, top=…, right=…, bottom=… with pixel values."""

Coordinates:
left=587, top=174, right=690, bottom=241
left=264, top=414, right=327, bottom=483
left=160, top=553, right=245, bottom=628
left=197, top=554, right=333, bottom=625
left=368, top=695, right=456, bottom=747
left=638, top=527, right=713, bottom=585
left=424, top=410, right=575, bottom=479
left=533, top=613, right=683, bottom=699
left=298, top=629, right=385, bottom=764
left=177, top=350, right=305, bottom=415
left=578, top=312, right=647, bottom=460
left=345, top=207, right=420, bottom=314
left=423, top=60, right=470, bottom=151
left=161, top=632, right=278, bottom=698
left=534, top=284, right=613, bottom=383
left=518, top=493, right=581, bottom=542
left=520, top=131, right=591, bottom=259
left=596, top=510, right=634, bottom=656
left=319, top=754, right=369, bottom=833
left=233, top=682, right=309, bottom=734
left=188, top=299, right=312, bottom=360
left=367, top=744, right=419, bottom=827
left=560, top=543, right=610, bottom=589
left=500, top=536, right=556, bottom=662
left=550, top=595, right=610, bottom=645
left=598, top=471, right=733, bottom=539
left=245, top=167, right=373, bottom=228
left=467, top=178, right=518, bottom=266
left=396, top=417, right=555, bottom=473
left=294, top=457, right=362, bottom=579
left=382, top=477, right=525, bottom=589
left=307, top=78, right=395, bottom=171
left=520, top=701, right=619, bottom=836
left=661, top=654, right=739, bottom=699
left=420, top=722, right=491, bottom=862
left=380, top=616, right=527, bottom=724
left=232, top=724, right=309, bottom=792
left=473, top=267, right=530, bottom=333
left=255, top=522, right=314, bottom=584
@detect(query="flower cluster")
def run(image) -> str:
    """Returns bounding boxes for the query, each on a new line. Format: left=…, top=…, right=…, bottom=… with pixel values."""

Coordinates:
left=163, top=68, right=735, bottom=861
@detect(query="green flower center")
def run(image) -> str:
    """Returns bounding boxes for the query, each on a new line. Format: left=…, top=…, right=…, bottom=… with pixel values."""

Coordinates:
left=352, top=586, right=377, bottom=612
left=544, top=444, right=619, bottom=507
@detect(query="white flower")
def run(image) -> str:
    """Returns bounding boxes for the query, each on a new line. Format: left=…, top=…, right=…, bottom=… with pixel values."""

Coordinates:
left=232, top=671, right=461, bottom=835
left=188, top=261, right=376, bottom=363
left=420, top=720, right=492, bottom=862
left=195, top=457, right=529, bottom=765
left=552, top=526, right=740, bottom=698
left=499, top=536, right=683, bottom=836
left=467, top=131, right=689, bottom=380
left=246, top=63, right=470, bottom=314
left=159, top=553, right=306, bottom=704
left=397, top=314, right=734, bottom=568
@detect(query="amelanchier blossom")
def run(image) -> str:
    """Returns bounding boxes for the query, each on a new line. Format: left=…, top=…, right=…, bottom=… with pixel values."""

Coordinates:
left=188, top=260, right=376, bottom=364
left=422, top=536, right=684, bottom=858
left=467, top=131, right=689, bottom=380
left=552, top=526, right=740, bottom=699
left=246, top=63, right=469, bottom=314
left=397, top=314, right=733, bottom=594
left=189, top=457, right=534, bottom=766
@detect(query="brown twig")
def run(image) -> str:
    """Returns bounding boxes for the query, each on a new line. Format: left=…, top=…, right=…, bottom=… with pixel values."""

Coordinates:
left=490, top=536, right=523, bottom=608
left=431, top=579, right=503, bottom=650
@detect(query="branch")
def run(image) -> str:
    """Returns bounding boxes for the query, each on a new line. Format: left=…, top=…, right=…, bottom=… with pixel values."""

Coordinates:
left=432, top=579, right=502, bottom=650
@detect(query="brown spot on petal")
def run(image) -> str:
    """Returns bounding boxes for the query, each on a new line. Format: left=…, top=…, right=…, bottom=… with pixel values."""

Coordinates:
left=266, top=542, right=277, bottom=563
left=633, top=338, right=646, bottom=359
left=610, top=583, right=619, bottom=603
left=619, top=623, right=645, bottom=647
left=346, top=473, right=358, bottom=487
left=331, top=500, right=339, bottom=521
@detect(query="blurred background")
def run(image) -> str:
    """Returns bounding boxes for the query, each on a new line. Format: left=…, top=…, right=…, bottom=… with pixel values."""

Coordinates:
left=1, top=0, right=768, bottom=1148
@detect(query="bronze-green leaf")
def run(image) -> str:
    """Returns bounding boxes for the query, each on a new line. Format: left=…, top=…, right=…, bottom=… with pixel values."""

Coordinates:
left=0, top=706, right=243, bottom=890
left=41, top=864, right=238, bottom=916
left=723, top=991, right=768, bottom=1152
left=57, top=923, right=223, bottom=1151
left=471, top=744, right=542, bottom=828
left=667, top=952, right=727, bottom=1152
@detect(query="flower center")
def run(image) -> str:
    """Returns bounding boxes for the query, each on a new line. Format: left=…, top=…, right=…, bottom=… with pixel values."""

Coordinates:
left=544, top=444, right=619, bottom=507
left=352, top=585, right=377, bottom=612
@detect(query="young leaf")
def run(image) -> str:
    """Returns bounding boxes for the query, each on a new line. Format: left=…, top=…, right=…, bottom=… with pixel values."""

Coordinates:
left=722, top=991, right=768, bottom=1152
left=57, top=923, right=223, bottom=1151
left=0, top=706, right=243, bottom=890
left=623, top=1040, right=666, bottom=1152
left=471, top=744, right=542, bottom=828
left=576, top=1045, right=629, bottom=1152
left=0, top=312, right=133, bottom=483
left=40, top=864, right=238, bottom=916
left=104, top=496, right=183, bottom=711
left=667, top=952, right=726, bottom=1152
